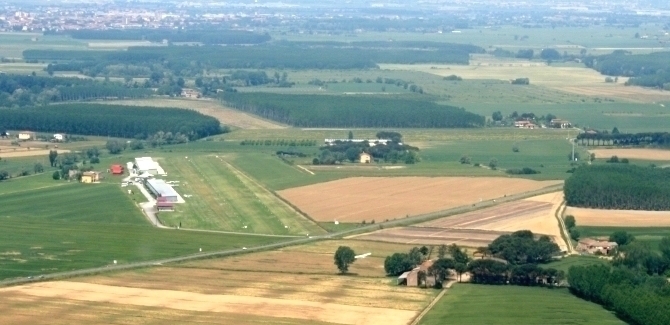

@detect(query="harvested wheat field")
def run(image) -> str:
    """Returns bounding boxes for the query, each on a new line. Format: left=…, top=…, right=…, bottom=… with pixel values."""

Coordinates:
left=95, top=98, right=286, bottom=129
left=0, top=240, right=435, bottom=325
left=0, top=282, right=414, bottom=325
left=278, top=177, right=562, bottom=223
left=588, top=148, right=670, bottom=161
left=354, top=192, right=568, bottom=251
left=566, top=207, right=670, bottom=227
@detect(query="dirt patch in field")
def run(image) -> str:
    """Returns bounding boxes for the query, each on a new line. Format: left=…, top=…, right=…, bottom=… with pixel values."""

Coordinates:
left=355, top=192, right=567, bottom=250
left=93, top=98, right=286, bottom=129
left=0, top=281, right=415, bottom=325
left=588, top=148, right=670, bottom=161
left=566, top=207, right=670, bottom=227
left=278, top=177, right=562, bottom=223
left=0, top=147, right=69, bottom=158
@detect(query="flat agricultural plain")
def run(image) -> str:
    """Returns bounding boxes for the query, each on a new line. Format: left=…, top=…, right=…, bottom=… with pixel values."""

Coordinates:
left=566, top=206, right=670, bottom=227
left=0, top=240, right=437, bottom=325
left=96, top=98, right=286, bottom=129
left=278, top=177, right=562, bottom=223
left=355, top=192, right=567, bottom=251
left=419, top=284, right=624, bottom=325
left=588, top=148, right=670, bottom=161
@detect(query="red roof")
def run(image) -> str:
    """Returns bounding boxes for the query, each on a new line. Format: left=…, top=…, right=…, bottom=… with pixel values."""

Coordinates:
left=156, top=202, right=174, bottom=207
left=110, top=165, right=124, bottom=174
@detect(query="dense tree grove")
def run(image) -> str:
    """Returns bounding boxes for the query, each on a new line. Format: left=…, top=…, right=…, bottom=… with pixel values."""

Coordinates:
left=220, top=93, right=485, bottom=128
left=568, top=235, right=670, bottom=325
left=564, top=165, right=670, bottom=210
left=0, top=104, right=223, bottom=140
left=56, top=29, right=272, bottom=45
left=584, top=51, right=670, bottom=89
left=24, top=41, right=483, bottom=76
left=576, top=131, right=670, bottom=147
left=0, top=74, right=152, bottom=107
left=317, top=138, right=419, bottom=165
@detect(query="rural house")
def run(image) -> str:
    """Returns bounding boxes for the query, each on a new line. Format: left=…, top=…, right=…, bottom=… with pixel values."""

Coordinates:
left=398, top=260, right=436, bottom=287
left=514, top=120, right=537, bottom=129
left=577, top=238, right=618, bottom=255
left=81, top=171, right=101, bottom=184
left=18, top=131, right=35, bottom=140
left=550, top=119, right=572, bottom=129
left=53, top=133, right=65, bottom=142
left=360, top=152, right=372, bottom=164
left=181, top=88, right=201, bottom=98
left=110, top=164, right=125, bottom=175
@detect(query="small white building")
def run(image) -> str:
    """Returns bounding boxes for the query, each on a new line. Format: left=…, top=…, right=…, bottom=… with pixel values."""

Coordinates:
left=146, top=179, right=179, bottom=203
left=134, top=157, right=165, bottom=175
left=18, top=131, right=34, bottom=140
left=53, top=134, right=64, bottom=142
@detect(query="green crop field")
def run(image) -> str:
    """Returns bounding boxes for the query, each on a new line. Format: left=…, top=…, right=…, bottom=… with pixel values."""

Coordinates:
left=545, top=255, right=608, bottom=273
left=156, top=154, right=324, bottom=235
left=578, top=226, right=670, bottom=252
left=0, top=173, right=285, bottom=280
left=420, top=284, right=624, bottom=325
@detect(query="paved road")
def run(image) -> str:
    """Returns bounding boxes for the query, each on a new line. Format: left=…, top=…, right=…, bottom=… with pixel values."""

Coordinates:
left=0, top=183, right=563, bottom=287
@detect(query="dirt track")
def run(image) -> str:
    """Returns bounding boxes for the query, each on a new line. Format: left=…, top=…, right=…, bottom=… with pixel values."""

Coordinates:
left=278, top=177, right=562, bottom=223
left=566, top=206, right=670, bottom=227
left=0, top=281, right=416, bottom=325
left=588, top=148, right=670, bottom=161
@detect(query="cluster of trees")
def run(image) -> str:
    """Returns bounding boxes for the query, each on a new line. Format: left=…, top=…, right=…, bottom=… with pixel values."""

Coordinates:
left=1, top=104, right=224, bottom=141
left=57, top=29, right=271, bottom=45
left=24, top=41, right=482, bottom=77
left=565, top=165, right=670, bottom=210
left=0, top=161, right=44, bottom=182
left=316, top=136, right=419, bottom=165
left=239, top=139, right=318, bottom=146
left=384, top=244, right=470, bottom=286
left=511, top=78, right=530, bottom=85
left=568, top=236, right=670, bottom=325
left=221, top=93, right=485, bottom=128
left=576, top=131, right=670, bottom=147
left=229, top=70, right=292, bottom=87
left=48, top=148, right=102, bottom=180
left=564, top=215, right=580, bottom=241
left=506, top=167, right=540, bottom=175
left=0, top=74, right=152, bottom=107
left=584, top=51, right=670, bottom=88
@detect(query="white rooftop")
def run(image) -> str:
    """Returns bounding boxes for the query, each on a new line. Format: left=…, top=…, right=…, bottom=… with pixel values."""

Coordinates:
left=146, top=179, right=179, bottom=198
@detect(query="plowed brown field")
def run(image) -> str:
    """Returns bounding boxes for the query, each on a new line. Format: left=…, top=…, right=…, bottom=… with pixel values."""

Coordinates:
left=278, top=177, right=562, bottom=223
left=588, top=148, right=670, bottom=161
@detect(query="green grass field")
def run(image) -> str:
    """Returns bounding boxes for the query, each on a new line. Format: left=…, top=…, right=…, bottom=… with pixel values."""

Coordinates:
left=578, top=226, right=670, bottom=252
left=545, top=255, right=608, bottom=273
left=0, top=173, right=286, bottom=280
left=156, top=154, right=324, bottom=235
left=420, top=284, right=624, bottom=325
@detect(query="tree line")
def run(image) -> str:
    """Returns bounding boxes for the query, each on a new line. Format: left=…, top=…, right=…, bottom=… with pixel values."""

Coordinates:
left=0, top=74, right=152, bottom=107
left=24, top=41, right=482, bottom=77
left=568, top=233, right=670, bottom=325
left=564, top=165, right=670, bottom=210
left=0, top=104, right=224, bottom=140
left=576, top=131, right=670, bottom=147
left=54, top=29, right=272, bottom=45
left=220, top=93, right=485, bottom=128
left=584, top=51, right=670, bottom=89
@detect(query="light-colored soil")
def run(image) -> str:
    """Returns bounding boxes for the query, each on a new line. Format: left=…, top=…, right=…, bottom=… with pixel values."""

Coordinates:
left=94, top=98, right=286, bottom=129
left=278, top=177, right=562, bottom=223
left=355, top=192, right=567, bottom=251
left=0, top=147, right=69, bottom=158
left=566, top=206, right=670, bottom=227
left=588, top=148, right=670, bottom=161
left=0, top=281, right=415, bottom=325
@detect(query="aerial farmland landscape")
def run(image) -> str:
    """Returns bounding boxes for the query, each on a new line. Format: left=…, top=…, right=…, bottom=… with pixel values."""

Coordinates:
left=1, top=0, right=670, bottom=324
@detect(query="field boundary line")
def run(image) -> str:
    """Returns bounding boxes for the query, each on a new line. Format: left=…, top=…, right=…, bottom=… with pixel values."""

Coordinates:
left=221, top=158, right=328, bottom=234
left=409, top=281, right=454, bottom=325
left=554, top=201, right=575, bottom=254
left=296, top=164, right=315, bottom=175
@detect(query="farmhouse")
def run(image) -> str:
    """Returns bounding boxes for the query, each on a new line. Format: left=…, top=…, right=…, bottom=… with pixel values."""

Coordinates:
left=514, top=120, right=537, bottom=129
left=53, top=133, right=65, bottom=142
left=360, top=152, right=372, bottom=163
left=80, top=171, right=101, bottom=183
left=398, top=260, right=436, bottom=287
left=135, top=157, right=165, bottom=175
left=18, top=131, right=35, bottom=140
left=145, top=179, right=179, bottom=203
left=181, top=88, right=201, bottom=98
left=550, top=119, right=572, bottom=129
left=577, top=238, right=618, bottom=255
left=110, top=164, right=124, bottom=175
